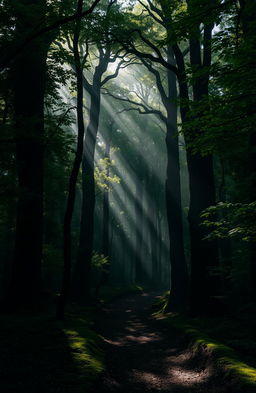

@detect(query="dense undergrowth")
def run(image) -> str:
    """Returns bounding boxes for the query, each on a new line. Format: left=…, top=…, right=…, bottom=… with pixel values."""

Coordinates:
left=153, top=292, right=256, bottom=392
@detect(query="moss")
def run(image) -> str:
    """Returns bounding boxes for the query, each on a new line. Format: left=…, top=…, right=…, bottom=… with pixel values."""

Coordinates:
left=63, top=324, right=104, bottom=376
left=158, top=312, right=256, bottom=391
left=0, top=309, right=104, bottom=393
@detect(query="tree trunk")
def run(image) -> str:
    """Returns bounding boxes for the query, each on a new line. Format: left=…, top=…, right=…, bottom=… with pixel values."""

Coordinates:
left=72, top=84, right=101, bottom=302
left=102, top=138, right=111, bottom=259
left=95, top=130, right=111, bottom=298
left=150, top=198, right=159, bottom=287
left=165, top=111, right=189, bottom=310
left=6, top=0, right=47, bottom=309
left=185, top=20, right=220, bottom=314
left=165, top=48, right=188, bottom=311
left=186, top=153, right=219, bottom=312
left=57, top=0, right=85, bottom=319
left=135, top=175, right=144, bottom=284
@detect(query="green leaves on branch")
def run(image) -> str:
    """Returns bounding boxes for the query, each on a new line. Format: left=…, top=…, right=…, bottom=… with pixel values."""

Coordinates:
left=95, top=157, right=121, bottom=192
left=91, top=252, right=109, bottom=271
left=201, top=201, right=256, bottom=242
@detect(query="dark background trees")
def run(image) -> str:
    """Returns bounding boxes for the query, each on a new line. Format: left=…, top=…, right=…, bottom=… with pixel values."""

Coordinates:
left=0, top=1, right=255, bottom=391
left=0, top=0, right=255, bottom=319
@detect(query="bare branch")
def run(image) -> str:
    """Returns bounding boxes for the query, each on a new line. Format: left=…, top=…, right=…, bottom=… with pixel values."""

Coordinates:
left=103, top=89, right=166, bottom=122
left=101, top=56, right=139, bottom=86
left=109, top=49, right=127, bottom=62
left=139, top=57, right=168, bottom=105
left=118, top=107, right=160, bottom=117
left=112, top=32, right=178, bottom=76
left=56, top=106, right=77, bottom=129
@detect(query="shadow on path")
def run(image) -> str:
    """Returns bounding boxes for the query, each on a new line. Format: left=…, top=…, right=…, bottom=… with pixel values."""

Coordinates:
left=90, top=292, right=231, bottom=393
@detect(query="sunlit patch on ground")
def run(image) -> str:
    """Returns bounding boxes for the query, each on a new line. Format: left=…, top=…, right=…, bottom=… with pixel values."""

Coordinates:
left=125, top=333, right=161, bottom=344
left=168, top=365, right=212, bottom=386
left=130, top=371, right=163, bottom=390
left=91, top=293, right=233, bottom=393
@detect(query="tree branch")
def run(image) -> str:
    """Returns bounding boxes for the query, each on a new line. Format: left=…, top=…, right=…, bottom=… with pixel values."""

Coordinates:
left=140, top=58, right=169, bottom=105
left=111, top=31, right=178, bottom=75
left=138, top=0, right=165, bottom=26
left=147, top=0, right=165, bottom=21
left=103, top=89, right=166, bottom=123
left=101, top=57, right=139, bottom=86
left=1, top=0, right=101, bottom=70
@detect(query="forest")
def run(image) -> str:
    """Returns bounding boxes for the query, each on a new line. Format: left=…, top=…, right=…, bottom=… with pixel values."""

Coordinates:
left=0, top=0, right=255, bottom=392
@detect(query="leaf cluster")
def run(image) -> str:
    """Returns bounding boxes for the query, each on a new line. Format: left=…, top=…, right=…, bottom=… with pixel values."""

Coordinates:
left=201, top=202, right=256, bottom=242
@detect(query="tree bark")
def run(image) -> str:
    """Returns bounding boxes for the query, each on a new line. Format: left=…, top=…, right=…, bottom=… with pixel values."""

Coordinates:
left=135, top=176, right=144, bottom=284
left=165, top=48, right=188, bottom=311
left=57, top=0, right=85, bottom=319
left=102, top=137, right=111, bottom=260
left=73, top=83, right=101, bottom=302
left=6, top=0, right=48, bottom=309
left=174, top=19, right=220, bottom=314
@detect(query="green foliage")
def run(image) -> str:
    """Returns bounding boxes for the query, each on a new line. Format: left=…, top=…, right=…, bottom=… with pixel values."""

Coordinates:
left=95, top=157, right=121, bottom=192
left=91, top=251, right=109, bottom=271
left=201, top=202, right=256, bottom=242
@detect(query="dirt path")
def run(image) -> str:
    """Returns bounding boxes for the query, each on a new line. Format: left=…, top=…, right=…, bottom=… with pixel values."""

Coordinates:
left=90, top=292, right=231, bottom=393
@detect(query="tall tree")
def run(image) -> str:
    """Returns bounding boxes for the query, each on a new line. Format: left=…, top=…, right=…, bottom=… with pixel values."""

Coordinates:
left=72, top=0, right=134, bottom=302
left=57, top=0, right=86, bottom=319
left=6, top=0, right=49, bottom=309
left=117, top=0, right=221, bottom=313
left=107, top=6, right=190, bottom=308
left=184, top=0, right=256, bottom=303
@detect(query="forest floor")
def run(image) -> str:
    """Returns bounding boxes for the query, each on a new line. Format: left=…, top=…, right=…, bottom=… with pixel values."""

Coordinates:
left=0, top=305, right=104, bottom=393
left=1, top=291, right=255, bottom=392
left=90, top=292, right=246, bottom=393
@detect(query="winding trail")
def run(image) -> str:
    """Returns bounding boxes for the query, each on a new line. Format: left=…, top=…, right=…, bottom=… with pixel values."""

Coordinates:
left=90, top=292, right=231, bottom=393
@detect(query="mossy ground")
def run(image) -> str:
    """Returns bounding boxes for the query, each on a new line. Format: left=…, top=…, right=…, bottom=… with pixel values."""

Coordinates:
left=153, top=292, right=256, bottom=392
left=0, top=305, right=104, bottom=393
left=0, top=285, right=144, bottom=393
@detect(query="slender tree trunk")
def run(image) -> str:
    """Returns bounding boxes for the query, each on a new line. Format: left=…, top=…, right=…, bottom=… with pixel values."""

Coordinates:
left=102, top=138, right=111, bottom=259
left=6, top=0, right=47, bottom=309
left=157, top=214, right=163, bottom=286
left=165, top=112, right=188, bottom=310
left=101, top=123, right=113, bottom=283
left=95, top=131, right=111, bottom=298
left=73, top=83, right=101, bottom=302
left=135, top=175, right=144, bottom=284
left=165, top=48, right=188, bottom=311
left=57, top=0, right=85, bottom=319
left=150, top=198, right=159, bottom=287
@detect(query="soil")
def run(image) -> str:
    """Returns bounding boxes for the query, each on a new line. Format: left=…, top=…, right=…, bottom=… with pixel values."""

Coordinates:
left=90, top=292, right=236, bottom=393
